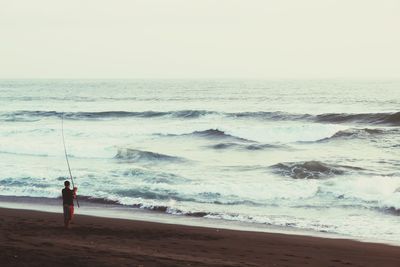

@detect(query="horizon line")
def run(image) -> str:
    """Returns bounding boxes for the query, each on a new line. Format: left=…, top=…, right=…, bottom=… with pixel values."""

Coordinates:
left=1, top=77, right=400, bottom=81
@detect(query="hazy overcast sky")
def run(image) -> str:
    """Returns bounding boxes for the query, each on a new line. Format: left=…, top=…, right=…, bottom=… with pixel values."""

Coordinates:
left=0, top=0, right=399, bottom=79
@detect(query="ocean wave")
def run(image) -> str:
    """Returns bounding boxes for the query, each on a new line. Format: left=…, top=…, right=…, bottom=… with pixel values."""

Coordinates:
left=314, top=112, right=400, bottom=126
left=0, top=177, right=52, bottom=188
left=110, top=187, right=262, bottom=207
left=382, top=206, right=400, bottom=216
left=125, top=203, right=209, bottom=217
left=209, top=142, right=283, bottom=150
left=115, top=188, right=197, bottom=202
left=317, top=128, right=389, bottom=142
left=270, top=161, right=364, bottom=179
left=122, top=168, right=189, bottom=184
left=191, top=129, right=252, bottom=142
left=74, top=189, right=263, bottom=214
left=228, top=111, right=400, bottom=126
left=62, top=188, right=400, bottom=217
left=2, top=110, right=63, bottom=121
left=115, top=148, right=185, bottom=163
left=2, top=110, right=399, bottom=125
left=159, top=129, right=254, bottom=143
left=228, top=111, right=311, bottom=120
left=0, top=150, right=50, bottom=158
left=75, top=195, right=120, bottom=205
left=0, top=110, right=218, bottom=121
left=1, top=110, right=303, bottom=122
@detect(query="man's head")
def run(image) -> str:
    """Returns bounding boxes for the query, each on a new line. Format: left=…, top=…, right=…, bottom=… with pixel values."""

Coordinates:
left=64, top=180, right=70, bottom=188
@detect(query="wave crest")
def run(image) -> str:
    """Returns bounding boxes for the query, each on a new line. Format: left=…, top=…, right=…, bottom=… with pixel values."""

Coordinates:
left=191, top=129, right=251, bottom=142
left=1, top=110, right=217, bottom=121
left=209, top=142, right=282, bottom=150
left=270, top=161, right=363, bottom=179
left=315, top=112, right=400, bottom=126
left=122, top=168, right=188, bottom=184
left=115, top=148, right=184, bottom=163
left=3, top=110, right=399, bottom=125
left=159, top=129, right=254, bottom=142
left=318, top=128, right=388, bottom=142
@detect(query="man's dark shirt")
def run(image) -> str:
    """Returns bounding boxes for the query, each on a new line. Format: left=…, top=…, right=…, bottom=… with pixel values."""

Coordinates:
left=62, top=188, right=74, bottom=206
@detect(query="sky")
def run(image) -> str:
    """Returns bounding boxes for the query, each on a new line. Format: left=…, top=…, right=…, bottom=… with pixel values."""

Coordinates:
left=0, top=0, right=399, bottom=79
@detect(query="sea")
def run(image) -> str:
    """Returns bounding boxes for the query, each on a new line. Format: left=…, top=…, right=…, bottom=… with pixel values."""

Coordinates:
left=0, top=79, right=399, bottom=243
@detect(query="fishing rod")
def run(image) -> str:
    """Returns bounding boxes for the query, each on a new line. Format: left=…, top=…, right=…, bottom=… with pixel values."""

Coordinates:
left=61, top=113, right=80, bottom=207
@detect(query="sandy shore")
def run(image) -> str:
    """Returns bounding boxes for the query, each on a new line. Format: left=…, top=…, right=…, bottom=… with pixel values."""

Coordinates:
left=1, top=207, right=400, bottom=267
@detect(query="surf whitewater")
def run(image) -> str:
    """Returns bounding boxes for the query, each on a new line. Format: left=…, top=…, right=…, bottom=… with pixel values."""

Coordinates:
left=1, top=79, right=400, bottom=243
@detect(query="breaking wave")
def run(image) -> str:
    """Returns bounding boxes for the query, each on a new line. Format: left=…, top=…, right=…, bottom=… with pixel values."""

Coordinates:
left=314, top=112, right=400, bottom=126
left=159, top=129, right=254, bottom=142
left=76, top=195, right=120, bottom=205
left=115, top=148, right=185, bottom=163
left=0, top=177, right=52, bottom=188
left=68, top=194, right=400, bottom=219
left=2, top=110, right=399, bottom=125
left=228, top=111, right=400, bottom=126
left=383, top=206, right=400, bottom=216
left=227, top=111, right=311, bottom=121
left=190, top=129, right=252, bottom=142
left=0, top=110, right=218, bottom=121
left=121, top=168, right=189, bottom=185
left=209, top=142, right=283, bottom=150
left=270, top=161, right=364, bottom=179
left=317, top=128, right=390, bottom=142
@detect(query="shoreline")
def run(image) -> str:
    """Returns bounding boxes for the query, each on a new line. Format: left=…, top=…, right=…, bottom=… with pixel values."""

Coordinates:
left=1, top=206, right=400, bottom=266
left=1, top=195, right=398, bottom=247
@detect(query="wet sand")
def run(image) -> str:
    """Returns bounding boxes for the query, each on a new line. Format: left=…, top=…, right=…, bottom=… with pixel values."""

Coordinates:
left=1, top=207, right=400, bottom=267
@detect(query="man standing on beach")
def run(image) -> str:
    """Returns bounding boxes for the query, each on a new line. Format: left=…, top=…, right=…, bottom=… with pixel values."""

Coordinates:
left=62, top=181, right=77, bottom=228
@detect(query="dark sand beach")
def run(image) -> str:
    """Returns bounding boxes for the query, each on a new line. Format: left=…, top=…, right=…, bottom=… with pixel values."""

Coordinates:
left=1, top=207, right=400, bottom=267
